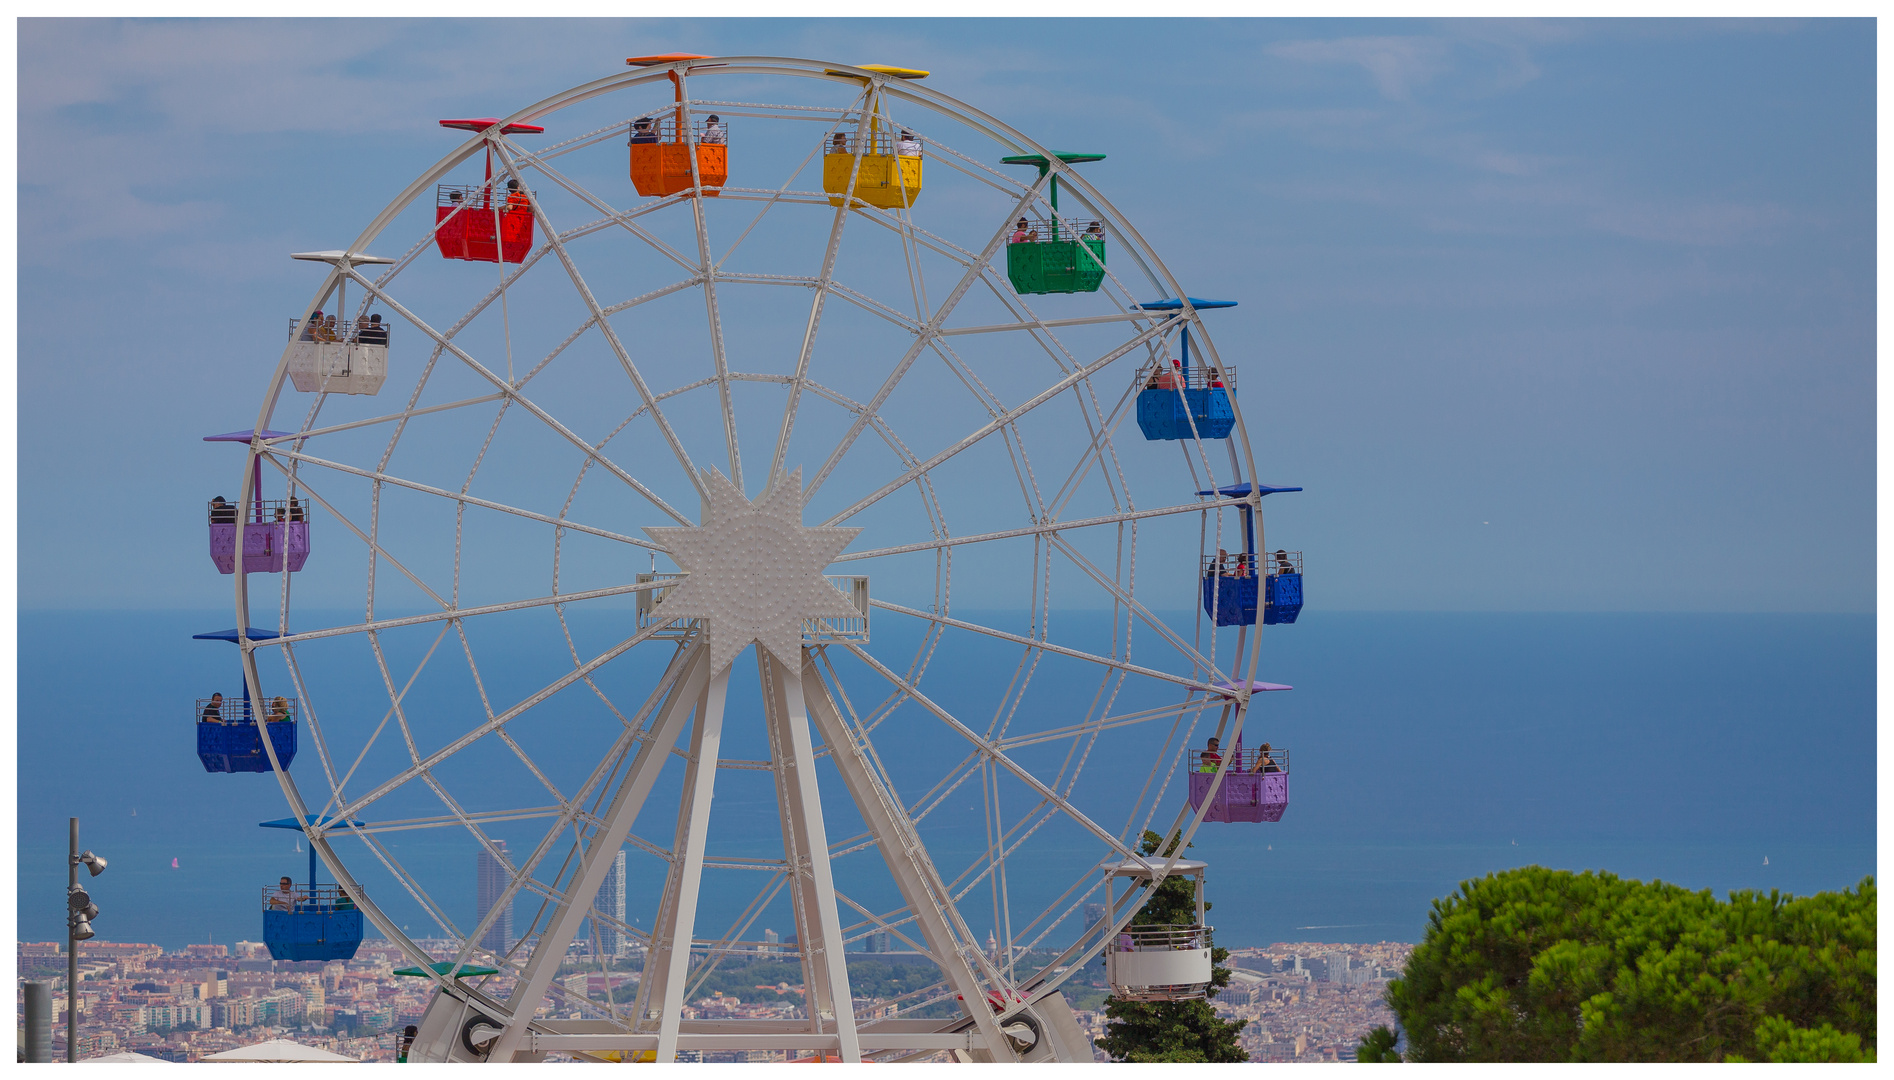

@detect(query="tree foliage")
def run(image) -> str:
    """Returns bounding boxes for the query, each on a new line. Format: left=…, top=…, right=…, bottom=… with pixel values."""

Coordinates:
left=1095, top=831, right=1247, bottom=1063
left=1356, top=1025, right=1401, bottom=1062
left=1385, top=867, right=1875, bottom=1062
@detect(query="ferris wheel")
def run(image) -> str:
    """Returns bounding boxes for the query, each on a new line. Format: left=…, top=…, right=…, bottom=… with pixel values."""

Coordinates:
left=201, top=54, right=1302, bottom=1063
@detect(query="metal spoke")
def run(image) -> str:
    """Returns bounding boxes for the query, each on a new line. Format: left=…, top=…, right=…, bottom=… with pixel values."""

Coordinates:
left=339, top=266, right=693, bottom=525
left=821, top=315, right=1175, bottom=526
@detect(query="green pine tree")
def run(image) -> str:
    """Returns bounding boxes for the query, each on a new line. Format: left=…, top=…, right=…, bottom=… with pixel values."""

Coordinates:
left=1386, top=868, right=1875, bottom=1062
left=1356, top=1024, right=1401, bottom=1062
left=1094, top=831, right=1247, bottom=1063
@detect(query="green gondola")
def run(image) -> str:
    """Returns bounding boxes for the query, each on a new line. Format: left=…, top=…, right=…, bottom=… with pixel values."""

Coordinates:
left=1002, top=153, right=1107, bottom=294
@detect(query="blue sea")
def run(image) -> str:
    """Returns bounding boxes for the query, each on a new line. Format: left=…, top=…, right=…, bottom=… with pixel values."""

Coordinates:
left=16, top=610, right=1875, bottom=951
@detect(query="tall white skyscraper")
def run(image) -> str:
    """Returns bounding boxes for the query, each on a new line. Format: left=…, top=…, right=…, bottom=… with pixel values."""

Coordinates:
left=476, top=841, right=513, bottom=956
left=594, top=849, right=628, bottom=958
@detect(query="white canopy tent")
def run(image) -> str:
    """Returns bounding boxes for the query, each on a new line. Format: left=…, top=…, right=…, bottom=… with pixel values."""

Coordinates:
left=82, top=1051, right=173, bottom=1063
left=201, top=1039, right=358, bottom=1063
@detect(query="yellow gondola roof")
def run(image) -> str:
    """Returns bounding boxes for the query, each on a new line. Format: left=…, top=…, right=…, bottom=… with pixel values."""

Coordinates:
left=825, top=64, right=930, bottom=80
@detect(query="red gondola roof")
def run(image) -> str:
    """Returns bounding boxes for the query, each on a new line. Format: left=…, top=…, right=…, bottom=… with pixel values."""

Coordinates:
left=438, top=118, right=545, bottom=135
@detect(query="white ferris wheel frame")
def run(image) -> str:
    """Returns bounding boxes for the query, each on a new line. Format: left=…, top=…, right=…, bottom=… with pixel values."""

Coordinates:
left=220, top=55, right=1273, bottom=1063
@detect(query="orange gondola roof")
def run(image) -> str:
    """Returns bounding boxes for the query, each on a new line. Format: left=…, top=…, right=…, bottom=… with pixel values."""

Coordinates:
left=627, top=53, right=712, bottom=66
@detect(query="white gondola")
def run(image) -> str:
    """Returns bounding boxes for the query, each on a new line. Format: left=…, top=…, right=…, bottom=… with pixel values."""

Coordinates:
left=1099, top=858, right=1215, bottom=1002
left=284, top=251, right=394, bottom=395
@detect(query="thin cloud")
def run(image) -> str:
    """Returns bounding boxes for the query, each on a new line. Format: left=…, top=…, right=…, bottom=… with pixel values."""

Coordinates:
left=1267, top=35, right=1454, bottom=101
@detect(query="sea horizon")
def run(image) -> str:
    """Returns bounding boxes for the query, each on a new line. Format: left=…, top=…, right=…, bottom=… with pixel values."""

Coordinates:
left=17, top=609, right=1876, bottom=951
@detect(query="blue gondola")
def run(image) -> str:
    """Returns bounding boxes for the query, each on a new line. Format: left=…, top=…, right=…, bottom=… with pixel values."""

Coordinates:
left=1198, top=483, right=1303, bottom=627
left=1135, top=298, right=1238, bottom=441
left=194, top=628, right=297, bottom=772
left=199, top=717, right=298, bottom=773
left=259, top=815, right=365, bottom=962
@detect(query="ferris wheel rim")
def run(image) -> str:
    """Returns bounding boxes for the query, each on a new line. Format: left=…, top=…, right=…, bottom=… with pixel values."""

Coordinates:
left=227, top=55, right=1272, bottom=1054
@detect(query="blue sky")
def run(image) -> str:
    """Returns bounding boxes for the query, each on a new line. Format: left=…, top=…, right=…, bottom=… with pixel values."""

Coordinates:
left=17, top=17, right=1875, bottom=612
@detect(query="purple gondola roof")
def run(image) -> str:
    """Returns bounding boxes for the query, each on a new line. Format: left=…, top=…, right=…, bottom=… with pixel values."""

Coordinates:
left=204, top=429, right=292, bottom=443
left=1215, top=680, right=1293, bottom=694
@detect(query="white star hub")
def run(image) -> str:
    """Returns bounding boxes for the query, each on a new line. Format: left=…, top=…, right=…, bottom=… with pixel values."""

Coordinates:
left=644, top=468, right=862, bottom=675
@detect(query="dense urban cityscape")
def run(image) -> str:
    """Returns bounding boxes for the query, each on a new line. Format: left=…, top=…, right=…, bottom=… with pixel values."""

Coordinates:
left=16, top=935, right=1410, bottom=1062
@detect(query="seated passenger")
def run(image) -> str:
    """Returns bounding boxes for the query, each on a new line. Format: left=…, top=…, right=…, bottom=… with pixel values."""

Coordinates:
left=701, top=114, right=726, bottom=144
left=209, top=496, right=237, bottom=525
left=1252, top=742, right=1281, bottom=773
left=288, top=497, right=306, bottom=522
left=359, top=313, right=388, bottom=345
left=1153, top=359, right=1182, bottom=390
left=506, top=178, right=530, bottom=210
left=315, top=315, right=339, bottom=343
left=1272, top=550, right=1293, bottom=577
left=896, top=129, right=920, bottom=156
left=267, top=876, right=299, bottom=911
left=265, top=696, right=292, bottom=723
left=274, top=505, right=287, bottom=523
left=1205, top=365, right=1226, bottom=389
left=829, top=132, right=848, bottom=154
left=630, top=117, right=659, bottom=144
left=1010, top=218, right=1032, bottom=244
left=335, top=885, right=356, bottom=910
left=200, top=693, right=225, bottom=724
left=1085, top=221, right=1104, bottom=241
left=1198, top=737, right=1222, bottom=773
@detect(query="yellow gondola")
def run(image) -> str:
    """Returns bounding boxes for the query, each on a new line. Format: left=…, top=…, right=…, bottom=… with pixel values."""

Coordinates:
left=822, top=65, right=927, bottom=209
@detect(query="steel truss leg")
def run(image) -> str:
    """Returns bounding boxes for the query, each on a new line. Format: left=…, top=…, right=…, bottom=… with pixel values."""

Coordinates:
left=763, top=651, right=862, bottom=1061
left=799, top=654, right=1019, bottom=1062
left=655, top=662, right=733, bottom=1062
left=485, top=645, right=709, bottom=1061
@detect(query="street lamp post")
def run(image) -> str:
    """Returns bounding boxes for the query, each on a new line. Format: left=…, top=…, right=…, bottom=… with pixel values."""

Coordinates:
left=66, top=817, right=106, bottom=1063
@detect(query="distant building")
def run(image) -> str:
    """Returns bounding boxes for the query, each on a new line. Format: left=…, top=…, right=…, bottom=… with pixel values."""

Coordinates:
left=594, top=850, right=628, bottom=958
left=1084, top=903, right=1106, bottom=930
left=762, top=928, right=779, bottom=956
left=477, top=841, right=514, bottom=955
left=861, top=930, right=892, bottom=953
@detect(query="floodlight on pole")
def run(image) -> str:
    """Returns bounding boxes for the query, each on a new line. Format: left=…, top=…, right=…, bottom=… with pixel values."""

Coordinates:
left=67, top=818, right=106, bottom=1062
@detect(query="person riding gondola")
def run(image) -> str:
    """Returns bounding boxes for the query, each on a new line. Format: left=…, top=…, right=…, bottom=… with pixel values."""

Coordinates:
left=630, top=117, right=659, bottom=144
left=200, top=693, right=225, bottom=724
left=268, top=876, right=300, bottom=911
left=1198, top=736, right=1222, bottom=773
left=1251, top=742, right=1281, bottom=773
left=208, top=496, right=237, bottom=524
left=702, top=114, right=727, bottom=144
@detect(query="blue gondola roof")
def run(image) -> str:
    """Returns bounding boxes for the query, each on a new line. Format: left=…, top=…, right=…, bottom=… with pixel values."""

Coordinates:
left=194, top=628, right=288, bottom=642
left=260, top=814, right=363, bottom=832
left=1198, top=483, right=1303, bottom=497
left=1137, top=298, right=1239, bottom=311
